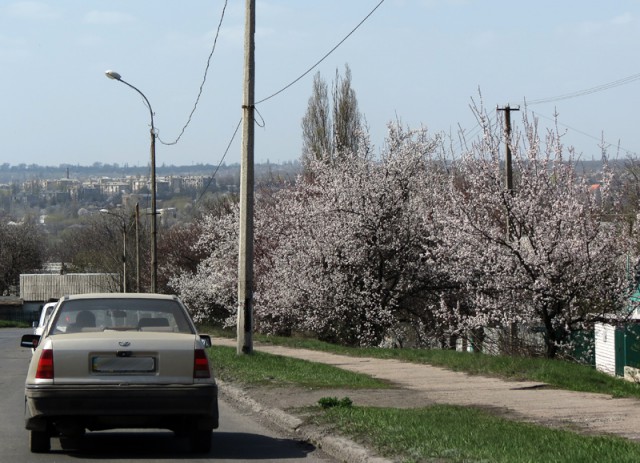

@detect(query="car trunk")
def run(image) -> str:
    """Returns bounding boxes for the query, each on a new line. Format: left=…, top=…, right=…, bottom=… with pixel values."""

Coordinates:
left=49, top=331, right=198, bottom=385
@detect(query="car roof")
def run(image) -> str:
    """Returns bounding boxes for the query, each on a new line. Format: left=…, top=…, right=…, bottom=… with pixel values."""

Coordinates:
left=60, top=293, right=180, bottom=302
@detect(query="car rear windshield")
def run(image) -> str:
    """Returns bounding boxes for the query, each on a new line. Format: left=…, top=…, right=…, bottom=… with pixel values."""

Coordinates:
left=50, top=298, right=195, bottom=334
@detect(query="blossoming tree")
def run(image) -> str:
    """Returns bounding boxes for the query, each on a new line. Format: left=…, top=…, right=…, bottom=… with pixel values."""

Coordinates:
left=441, top=107, right=634, bottom=357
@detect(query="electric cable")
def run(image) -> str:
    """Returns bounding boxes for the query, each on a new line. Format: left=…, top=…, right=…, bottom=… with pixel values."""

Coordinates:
left=158, top=0, right=228, bottom=146
left=531, top=110, right=636, bottom=156
left=255, top=0, right=385, bottom=106
left=181, top=1, right=385, bottom=201
left=526, top=72, right=640, bottom=106
left=195, top=118, right=242, bottom=203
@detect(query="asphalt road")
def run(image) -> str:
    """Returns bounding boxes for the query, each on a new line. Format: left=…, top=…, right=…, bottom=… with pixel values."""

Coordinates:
left=0, top=328, right=334, bottom=463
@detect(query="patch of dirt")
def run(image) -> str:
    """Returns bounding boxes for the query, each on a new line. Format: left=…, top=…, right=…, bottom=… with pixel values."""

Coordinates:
left=241, top=385, right=436, bottom=412
left=240, top=384, right=603, bottom=437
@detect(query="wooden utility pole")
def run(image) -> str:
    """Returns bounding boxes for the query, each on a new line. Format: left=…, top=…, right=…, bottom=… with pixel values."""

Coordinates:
left=498, top=105, right=518, bottom=194
left=237, top=0, right=255, bottom=355
left=497, top=105, right=519, bottom=235
left=497, top=104, right=519, bottom=354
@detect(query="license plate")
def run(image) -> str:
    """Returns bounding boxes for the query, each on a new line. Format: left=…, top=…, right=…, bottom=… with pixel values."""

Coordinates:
left=92, top=356, right=156, bottom=373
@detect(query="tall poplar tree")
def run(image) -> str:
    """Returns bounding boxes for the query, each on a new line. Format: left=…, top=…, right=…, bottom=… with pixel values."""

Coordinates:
left=301, top=64, right=363, bottom=171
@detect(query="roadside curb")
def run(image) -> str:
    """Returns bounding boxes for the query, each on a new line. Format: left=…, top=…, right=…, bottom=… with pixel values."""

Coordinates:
left=218, top=381, right=393, bottom=463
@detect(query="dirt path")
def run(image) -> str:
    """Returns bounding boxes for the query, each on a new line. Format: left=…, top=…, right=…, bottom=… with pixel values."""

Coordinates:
left=213, top=338, right=640, bottom=441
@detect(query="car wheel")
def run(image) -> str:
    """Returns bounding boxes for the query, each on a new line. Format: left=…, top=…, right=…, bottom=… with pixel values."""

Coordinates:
left=189, top=430, right=212, bottom=453
left=29, top=430, right=50, bottom=453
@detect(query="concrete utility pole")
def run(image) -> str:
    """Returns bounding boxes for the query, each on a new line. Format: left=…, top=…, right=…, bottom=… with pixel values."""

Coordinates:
left=135, top=202, right=141, bottom=293
left=150, top=127, right=158, bottom=293
left=237, top=0, right=255, bottom=355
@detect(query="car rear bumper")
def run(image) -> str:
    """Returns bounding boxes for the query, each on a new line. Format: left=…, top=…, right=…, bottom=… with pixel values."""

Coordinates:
left=25, top=383, right=218, bottom=432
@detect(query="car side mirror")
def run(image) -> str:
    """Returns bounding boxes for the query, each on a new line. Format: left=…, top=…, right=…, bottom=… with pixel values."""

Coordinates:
left=199, top=334, right=212, bottom=348
left=21, top=334, right=41, bottom=349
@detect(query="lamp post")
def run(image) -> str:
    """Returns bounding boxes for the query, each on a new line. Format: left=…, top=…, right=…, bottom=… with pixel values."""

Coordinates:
left=105, top=70, right=158, bottom=293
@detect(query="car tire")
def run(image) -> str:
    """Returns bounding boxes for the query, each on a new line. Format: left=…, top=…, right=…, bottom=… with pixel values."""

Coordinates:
left=29, top=430, right=50, bottom=453
left=189, top=430, right=212, bottom=453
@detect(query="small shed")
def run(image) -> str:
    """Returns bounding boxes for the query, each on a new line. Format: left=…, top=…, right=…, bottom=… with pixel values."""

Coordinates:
left=595, top=321, right=640, bottom=381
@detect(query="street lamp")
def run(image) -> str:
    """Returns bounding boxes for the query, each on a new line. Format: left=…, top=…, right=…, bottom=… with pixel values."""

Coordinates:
left=105, top=70, right=158, bottom=293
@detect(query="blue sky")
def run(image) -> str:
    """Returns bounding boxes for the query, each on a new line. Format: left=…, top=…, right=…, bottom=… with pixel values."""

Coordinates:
left=1, top=0, right=639, bottom=167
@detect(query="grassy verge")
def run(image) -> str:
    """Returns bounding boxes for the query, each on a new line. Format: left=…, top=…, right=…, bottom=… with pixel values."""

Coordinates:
left=314, top=404, right=640, bottom=463
left=0, top=320, right=29, bottom=328
left=211, top=345, right=388, bottom=389
left=204, top=328, right=640, bottom=399
left=207, top=334, right=640, bottom=463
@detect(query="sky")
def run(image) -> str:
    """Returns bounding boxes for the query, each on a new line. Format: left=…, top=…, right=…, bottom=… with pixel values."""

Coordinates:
left=1, top=0, right=639, bottom=168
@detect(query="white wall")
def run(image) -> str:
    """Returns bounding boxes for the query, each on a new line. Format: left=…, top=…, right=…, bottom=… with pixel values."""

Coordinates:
left=595, top=322, right=616, bottom=376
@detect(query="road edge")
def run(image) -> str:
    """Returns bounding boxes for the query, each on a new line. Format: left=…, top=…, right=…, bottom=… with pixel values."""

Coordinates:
left=218, top=381, right=394, bottom=463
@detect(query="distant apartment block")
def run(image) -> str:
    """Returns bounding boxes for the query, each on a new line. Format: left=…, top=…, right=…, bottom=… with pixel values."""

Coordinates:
left=18, top=174, right=215, bottom=204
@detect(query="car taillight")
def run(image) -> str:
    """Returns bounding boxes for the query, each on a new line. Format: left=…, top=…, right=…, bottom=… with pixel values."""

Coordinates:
left=194, top=349, right=210, bottom=379
left=36, top=349, right=54, bottom=379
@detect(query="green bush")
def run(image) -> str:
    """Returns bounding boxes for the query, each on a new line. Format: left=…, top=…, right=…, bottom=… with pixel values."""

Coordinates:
left=318, top=396, right=353, bottom=409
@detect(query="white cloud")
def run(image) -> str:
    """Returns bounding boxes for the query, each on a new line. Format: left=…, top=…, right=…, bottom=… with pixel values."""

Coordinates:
left=559, top=12, right=636, bottom=37
left=611, top=12, right=634, bottom=26
left=5, top=1, right=60, bottom=20
left=83, top=11, right=135, bottom=25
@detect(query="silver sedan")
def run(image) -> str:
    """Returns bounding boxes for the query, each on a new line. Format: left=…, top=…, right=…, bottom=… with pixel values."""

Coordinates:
left=20, top=293, right=219, bottom=454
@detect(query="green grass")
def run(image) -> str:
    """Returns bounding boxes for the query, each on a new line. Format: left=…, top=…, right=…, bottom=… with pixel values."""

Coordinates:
left=210, top=345, right=389, bottom=389
left=314, top=404, right=640, bottom=463
left=203, top=329, right=640, bottom=399
left=206, top=330, right=640, bottom=462
left=0, top=320, right=29, bottom=328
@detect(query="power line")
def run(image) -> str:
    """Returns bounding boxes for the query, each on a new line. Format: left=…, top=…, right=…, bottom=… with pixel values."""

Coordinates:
left=158, top=0, right=229, bottom=146
left=195, top=118, right=242, bottom=203
left=526, top=72, right=640, bottom=106
left=255, top=0, right=386, bottom=106
left=531, top=110, right=637, bottom=156
left=196, top=0, right=385, bottom=197
left=173, top=0, right=386, bottom=201
left=505, top=72, right=640, bottom=157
